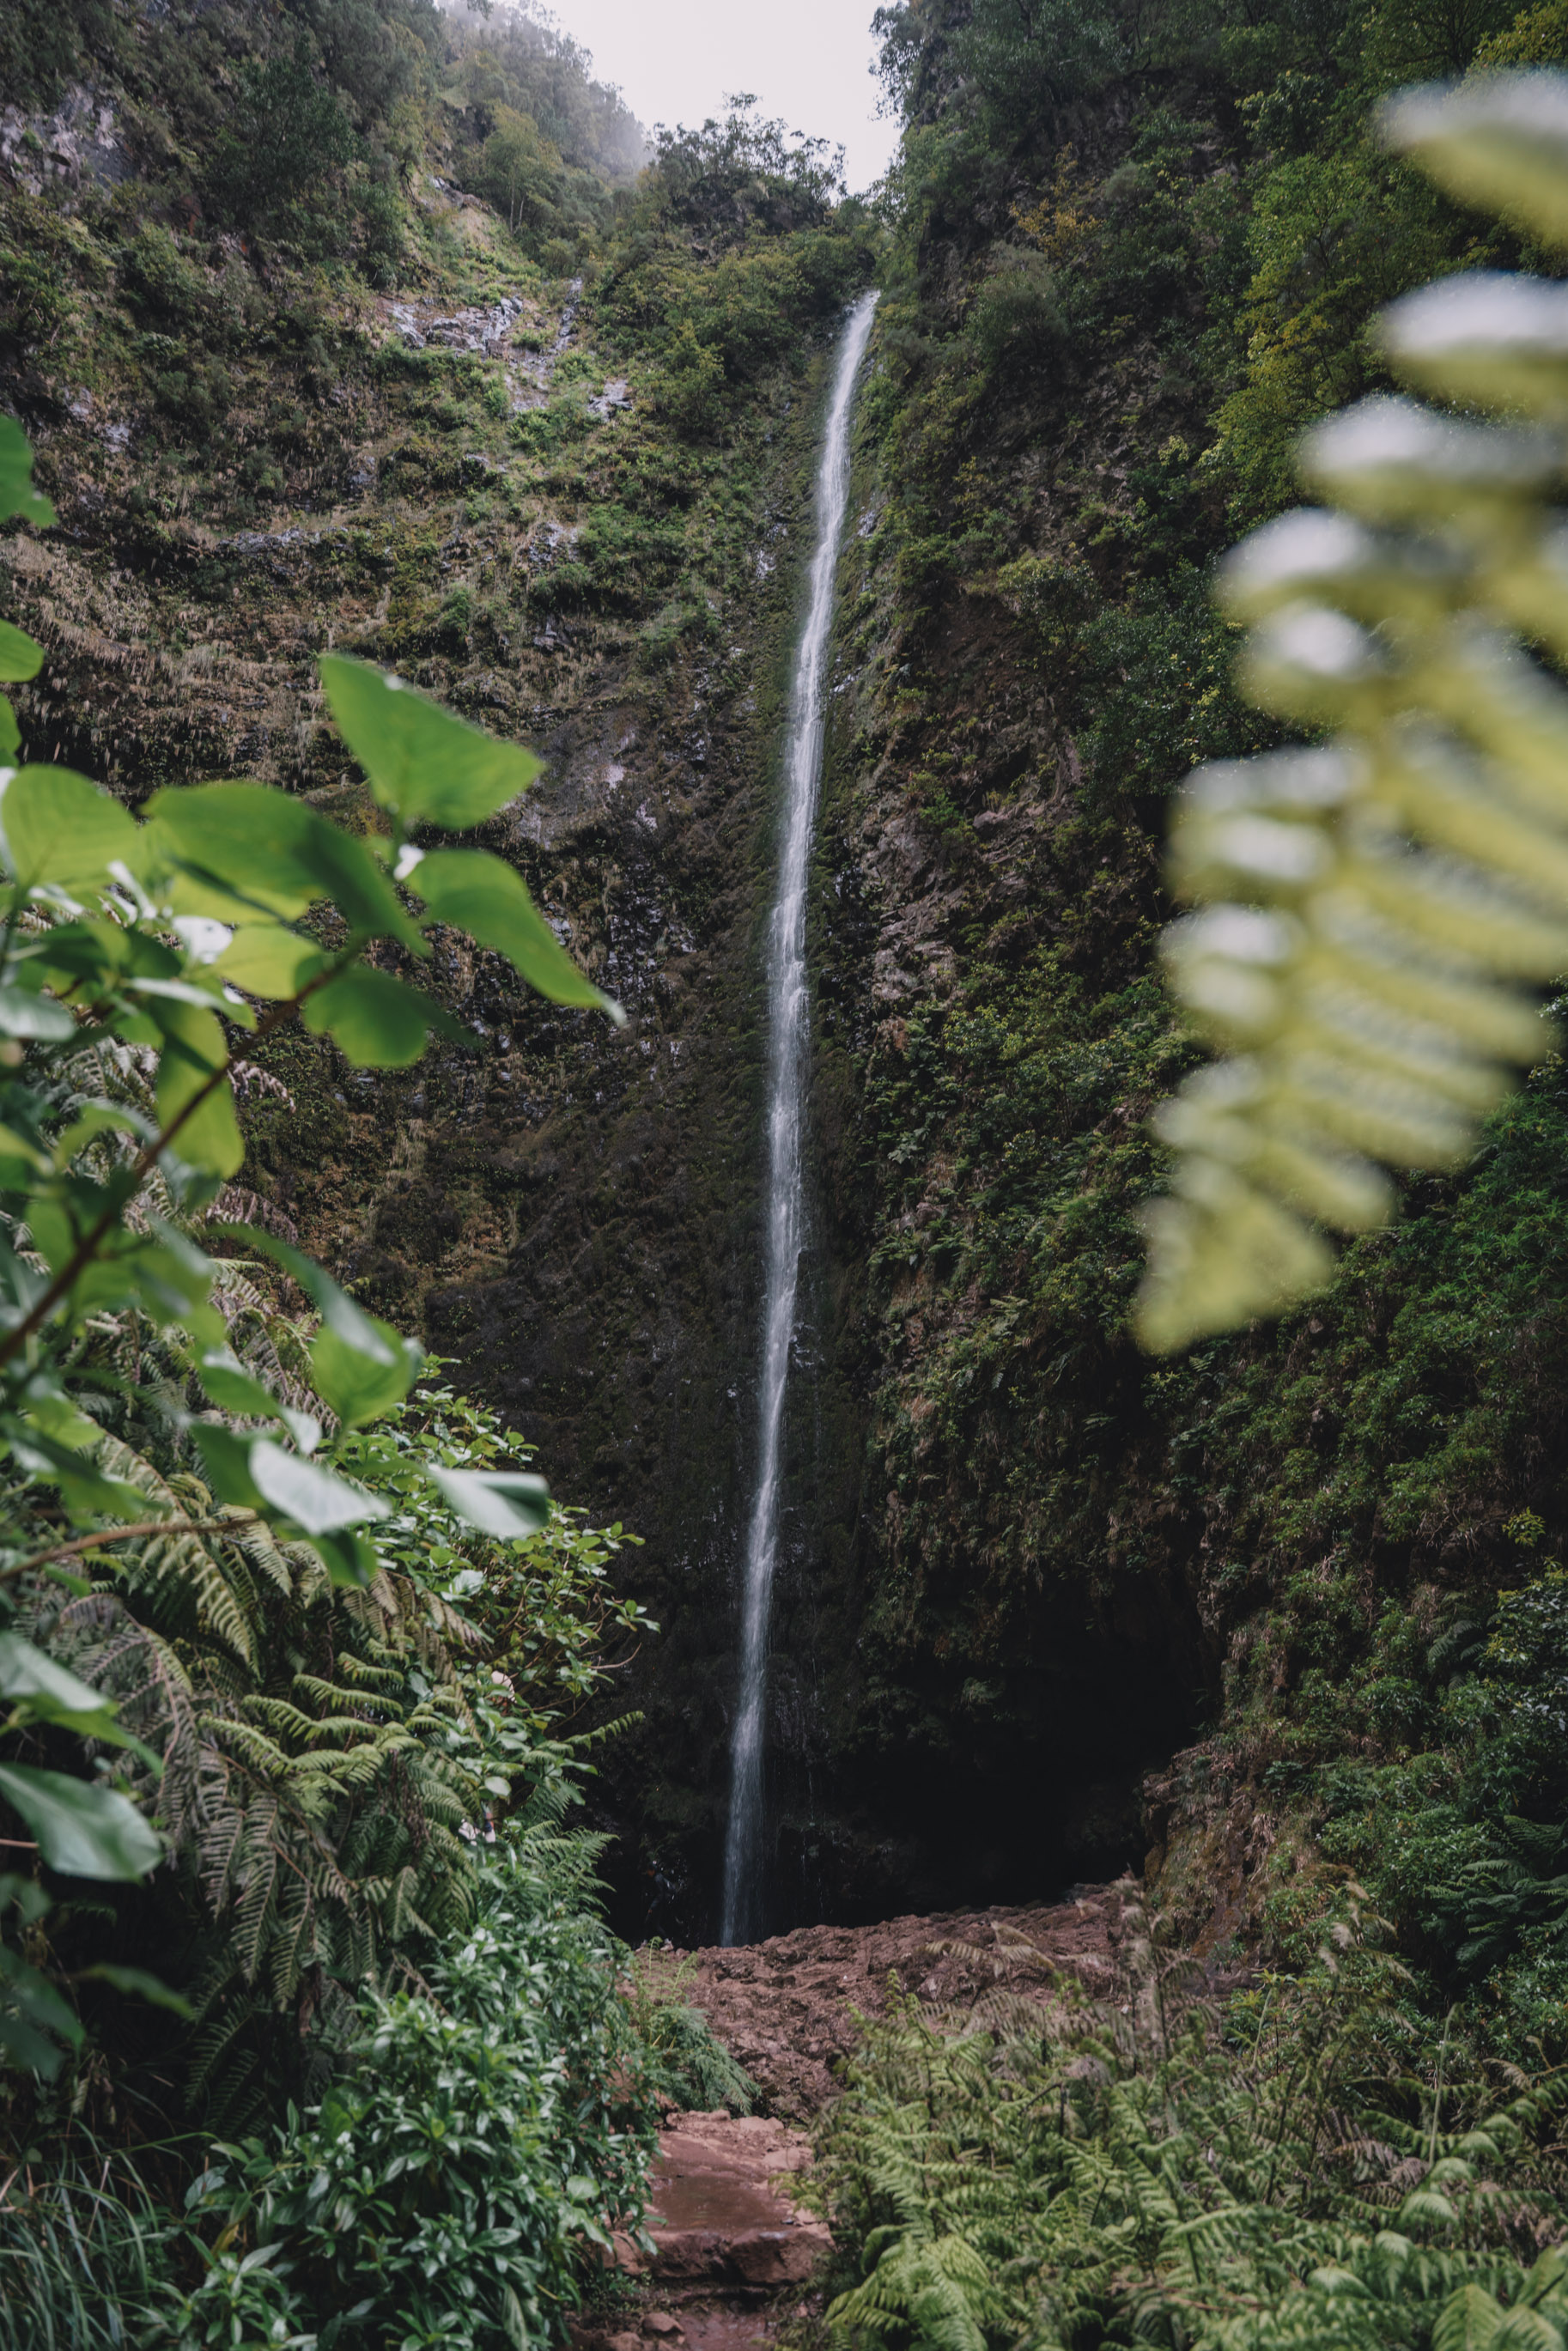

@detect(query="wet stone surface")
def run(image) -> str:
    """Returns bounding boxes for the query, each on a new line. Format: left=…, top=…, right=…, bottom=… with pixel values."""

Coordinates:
left=573, top=2114, right=827, bottom=2351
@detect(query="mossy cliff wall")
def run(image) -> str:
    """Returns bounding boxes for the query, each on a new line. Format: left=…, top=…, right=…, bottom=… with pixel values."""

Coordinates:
left=16, top=0, right=1568, bottom=1963
left=0, top=21, right=892, bottom=1935
left=781, top=0, right=1568, bottom=1971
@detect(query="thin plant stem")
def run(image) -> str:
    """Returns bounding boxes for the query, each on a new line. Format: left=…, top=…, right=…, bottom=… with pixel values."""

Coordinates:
left=0, top=1515, right=255, bottom=1587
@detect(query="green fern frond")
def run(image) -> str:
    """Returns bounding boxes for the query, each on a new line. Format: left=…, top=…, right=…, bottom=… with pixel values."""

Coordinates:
left=1139, top=72, right=1568, bottom=1349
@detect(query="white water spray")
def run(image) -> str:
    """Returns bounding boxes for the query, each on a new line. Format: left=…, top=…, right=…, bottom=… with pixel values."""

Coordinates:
left=720, top=290, right=879, bottom=1947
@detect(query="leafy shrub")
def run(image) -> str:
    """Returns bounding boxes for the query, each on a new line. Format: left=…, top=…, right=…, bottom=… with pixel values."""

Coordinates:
left=0, top=250, right=70, bottom=349
left=175, top=1806, right=658, bottom=2351
left=1076, top=566, right=1276, bottom=804
left=966, top=248, right=1067, bottom=384
left=119, top=226, right=216, bottom=338
left=474, top=106, right=566, bottom=236
left=356, top=177, right=405, bottom=284
left=209, top=39, right=359, bottom=233
left=656, top=324, right=727, bottom=436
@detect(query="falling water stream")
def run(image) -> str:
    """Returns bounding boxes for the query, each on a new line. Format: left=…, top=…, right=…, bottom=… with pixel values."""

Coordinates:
left=720, top=290, right=879, bottom=1946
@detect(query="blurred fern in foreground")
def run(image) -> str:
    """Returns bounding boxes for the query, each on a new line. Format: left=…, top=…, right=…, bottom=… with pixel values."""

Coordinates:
left=1140, top=73, right=1568, bottom=1350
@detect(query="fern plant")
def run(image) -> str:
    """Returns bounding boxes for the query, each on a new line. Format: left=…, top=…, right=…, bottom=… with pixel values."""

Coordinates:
left=814, top=1881, right=1568, bottom=2351
left=0, top=410, right=641, bottom=2094
left=0, top=1368, right=655, bottom=2129
left=623, top=1941, right=759, bottom=2113
left=1139, top=72, right=1568, bottom=1350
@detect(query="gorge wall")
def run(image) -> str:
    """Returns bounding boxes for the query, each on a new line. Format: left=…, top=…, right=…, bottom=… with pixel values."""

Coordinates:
left=9, top=0, right=1568, bottom=1960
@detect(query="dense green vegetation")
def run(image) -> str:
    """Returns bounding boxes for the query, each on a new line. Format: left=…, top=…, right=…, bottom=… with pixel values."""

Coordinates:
left=822, top=0, right=1568, bottom=1931
left=814, top=1885, right=1568, bottom=2351
left=16, top=0, right=1568, bottom=2333
left=0, top=415, right=756, bottom=2342
left=781, top=14, right=1568, bottom=2329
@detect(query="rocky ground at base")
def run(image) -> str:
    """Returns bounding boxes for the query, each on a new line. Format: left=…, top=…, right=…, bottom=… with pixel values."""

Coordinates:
left=664, top=1885, right=1125, bottom=2119
left=571, top=1886, right=1127, bottom=2351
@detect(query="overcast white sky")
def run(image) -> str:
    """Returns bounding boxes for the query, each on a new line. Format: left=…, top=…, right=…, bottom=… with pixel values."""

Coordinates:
left=545, top=0, right=901, bottom=194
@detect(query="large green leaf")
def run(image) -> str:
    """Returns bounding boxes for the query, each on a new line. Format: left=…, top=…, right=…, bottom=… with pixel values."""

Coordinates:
left=64, top=1221, right=224, bottom=1345
left=187, top=1424, right=265, bottom=1511
left=149, top=996, right=243, bottom=1177
left=311, top=1316, right=420, bottom=1426
left=189, top=1427, right=387, bottom=1534
left=0, top=986, right=76, bottom=1042
left=0, top=623, right=42, bottom=683
left=0, top=1631, right=156, bottom=1760
left=0, top=418, right=55, bottom=530
left=15, top=916, right=142, bottom=999
left=428, top=1466, right=550, bottom=1538
left=196, top=1345, right=284, bottom=1419
left=301, top=966, right=456, bottom=1066
left=198, top=1346, right=320, bottom=1452
left=146, top=783, right=422, bottom=946
left=212, top=923, right=328, bottom=1000
left=319, top=654, right=543, bottom=829
left=0, top=696, right=18, bottom=762
left=248, top=1438, right=389, bottom=1534
left=414, top=847, right=622, bottom=1018
left=0, top=1763, right=161, bottom=1879
left=307, top=1527, right=379, bottom=1588
left=0, top=766, right=139, bottom=895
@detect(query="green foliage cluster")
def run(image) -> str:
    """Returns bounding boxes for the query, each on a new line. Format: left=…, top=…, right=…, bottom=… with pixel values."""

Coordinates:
left=594, top=102, right=876, bottom=439
left=836, top=0, right=1568, bottom=1899
left=623, top=1941, right=759, bottom=2114
left=814, top=1887, right=1568, bottom=2351
left=862, top=955, right=1187, bottom=1620
left=0, top=420, right=726, bottom=2346
left=1212, top=1547, right=1568, bottom=2064
left=167, top=1807, right=657, bottom=2351
left=0, top=1807, right=696, bottom=2349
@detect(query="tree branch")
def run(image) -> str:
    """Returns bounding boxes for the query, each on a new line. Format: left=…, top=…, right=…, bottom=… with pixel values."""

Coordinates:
left=0, top=1515, right=257, bottom=1588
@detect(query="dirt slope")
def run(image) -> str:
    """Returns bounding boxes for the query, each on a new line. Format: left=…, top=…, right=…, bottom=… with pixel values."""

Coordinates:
left=666, top=1884, right=1123, bottom=2119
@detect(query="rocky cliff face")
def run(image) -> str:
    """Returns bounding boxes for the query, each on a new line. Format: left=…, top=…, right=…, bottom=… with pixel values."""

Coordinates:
left=15, top=0, right=1568, bottom=1960
left=1, top=59, right=896, bottom=1937
left=0, top=36, right=1285, bottom=1946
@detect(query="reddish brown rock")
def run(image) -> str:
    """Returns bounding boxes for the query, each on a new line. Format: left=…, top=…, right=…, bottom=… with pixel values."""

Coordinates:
left=647, top=2111, right=830, bottom=2287
left=574, top=1891, right=1128, bottom=2351
left=653, top=1888, right=1121, bottom=2119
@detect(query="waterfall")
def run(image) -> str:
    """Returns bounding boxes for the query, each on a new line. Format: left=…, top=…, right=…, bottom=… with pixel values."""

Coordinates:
left=720, top=289, right=879, bottom=1947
